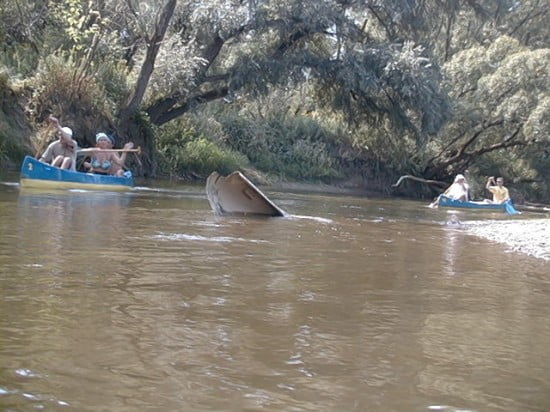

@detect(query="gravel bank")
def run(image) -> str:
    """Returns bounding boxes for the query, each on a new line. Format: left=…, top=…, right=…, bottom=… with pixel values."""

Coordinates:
left=465, top=219, right=550, bottom=260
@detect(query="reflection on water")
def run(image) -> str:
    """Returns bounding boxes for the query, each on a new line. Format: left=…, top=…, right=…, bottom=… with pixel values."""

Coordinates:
left=1, top=183, right=550, bottom=411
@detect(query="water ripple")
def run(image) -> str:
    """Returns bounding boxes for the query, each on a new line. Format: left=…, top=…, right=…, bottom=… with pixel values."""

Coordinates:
left=151, top=233, right=269, bottom=243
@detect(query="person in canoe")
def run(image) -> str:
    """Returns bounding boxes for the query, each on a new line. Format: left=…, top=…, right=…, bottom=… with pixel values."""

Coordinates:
left=83, top=132, right=134, bottom=177
left=105, top=134, right=134, bottom=177
left=39, top=115, right=78, bottom=170
left=429, top=174, right=470, bottom=207
left=485, top=176, right=510, bottom=204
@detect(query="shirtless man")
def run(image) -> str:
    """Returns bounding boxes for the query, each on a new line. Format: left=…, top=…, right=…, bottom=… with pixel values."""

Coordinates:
left=39, top=116, right=78, bottom=170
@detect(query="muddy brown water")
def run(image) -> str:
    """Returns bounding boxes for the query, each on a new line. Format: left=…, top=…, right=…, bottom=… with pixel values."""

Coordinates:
left=1, top=180, right=549, bottom=411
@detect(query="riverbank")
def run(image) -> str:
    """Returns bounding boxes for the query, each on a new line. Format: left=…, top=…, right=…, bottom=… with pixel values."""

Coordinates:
left=465, top=219, right=550, bottom=260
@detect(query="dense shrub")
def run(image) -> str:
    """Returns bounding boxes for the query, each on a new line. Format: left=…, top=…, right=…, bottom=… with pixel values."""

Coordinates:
left=26, top=54, right=101, bottom=124
left=155, top=120, right=249, bottom=178
left=187, top=103, right=345, bottom=182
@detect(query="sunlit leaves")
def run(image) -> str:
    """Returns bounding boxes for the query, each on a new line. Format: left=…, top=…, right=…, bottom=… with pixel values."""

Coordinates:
left=50, top=0, right=97, bottom=52
left=523, top=95, right=550, bottom=143
left=444, top=35, right=549, bottom=144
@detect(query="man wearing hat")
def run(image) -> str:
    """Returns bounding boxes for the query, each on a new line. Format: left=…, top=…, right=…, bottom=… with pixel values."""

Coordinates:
left=39, top=115, right=78, bottom=170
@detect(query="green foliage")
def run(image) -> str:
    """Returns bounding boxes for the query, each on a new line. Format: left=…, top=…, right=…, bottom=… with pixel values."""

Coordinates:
left=155, top=120, right=248, bottom=178
left=188, top=98, right=345, bottom=181
left=415, top=35, right=550, bottom=199
left=27, top=53, right=125, bottom=127
left=95, top=60, right=132, bottom=109
left=0, top=45, right=39, bottom=77
left=465, top=146, right=550, bottom=203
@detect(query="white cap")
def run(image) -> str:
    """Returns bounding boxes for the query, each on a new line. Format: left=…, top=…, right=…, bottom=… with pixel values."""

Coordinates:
left=61, top=127, right=73, bottom=138
left=454, top=174, right=465, bottom=182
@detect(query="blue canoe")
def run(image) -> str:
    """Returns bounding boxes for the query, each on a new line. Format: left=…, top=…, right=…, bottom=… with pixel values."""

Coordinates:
left=20, top=156, right=133, bottom=191
left=438, top=194, right=518, bottom=214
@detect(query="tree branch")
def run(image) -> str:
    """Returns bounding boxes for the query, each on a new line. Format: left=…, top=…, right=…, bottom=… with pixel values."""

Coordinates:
left=392, top=175, right=448, bottom=188
left=153, top=87, right=229, bottom=126
left=426, top=122, right=520, bottom=178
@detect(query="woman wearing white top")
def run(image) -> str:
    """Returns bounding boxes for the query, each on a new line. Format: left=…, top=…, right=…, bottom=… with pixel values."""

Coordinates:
left=429, top=174, right=469, bottom=208
left=444, top=174, right=469, bottom=201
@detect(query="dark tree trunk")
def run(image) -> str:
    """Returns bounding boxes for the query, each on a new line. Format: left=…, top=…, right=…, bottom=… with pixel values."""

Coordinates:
left=118, top=0, right=177, bottom=124
left=117, top=118, right=157, bottom=177
left=115, top=0, right=177, bottom=176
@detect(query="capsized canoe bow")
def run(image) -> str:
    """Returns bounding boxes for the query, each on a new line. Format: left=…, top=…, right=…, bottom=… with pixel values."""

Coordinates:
left=20, top=155, right=133, bottom=191
left=206, top=171, right=286, bottom=216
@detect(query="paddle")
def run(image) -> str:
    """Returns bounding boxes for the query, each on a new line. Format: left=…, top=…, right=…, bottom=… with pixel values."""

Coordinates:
left=428, top=195, right=440, bottom=208
left=77, top=146, right=142, bottom=154
left=34, top=123, right=55, bottom=158
left=504, top=200, right=520, bottom=215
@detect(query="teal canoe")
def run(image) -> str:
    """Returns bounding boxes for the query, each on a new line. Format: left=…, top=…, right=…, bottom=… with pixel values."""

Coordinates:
left=438, top=195, right=519, bottom=215
left=20, top=155, right=133, bottom=191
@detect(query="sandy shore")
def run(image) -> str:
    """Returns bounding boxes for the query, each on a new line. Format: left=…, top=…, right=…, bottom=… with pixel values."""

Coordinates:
left=464, top=219, right=550, bottom=260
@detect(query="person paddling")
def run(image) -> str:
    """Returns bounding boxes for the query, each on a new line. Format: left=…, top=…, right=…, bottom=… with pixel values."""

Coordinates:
left=485, top=176, right=510, bottom=204
left=429, top=174, right=469, bottom=208
left=83, top=132, right=134, bottom=177
left=39, top=116, right=78, bottom=170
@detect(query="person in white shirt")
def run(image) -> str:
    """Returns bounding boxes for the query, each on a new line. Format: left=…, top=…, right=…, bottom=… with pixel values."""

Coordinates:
left=444, top=174, right=469, bottom=201
left=429, top=174, right=469, bottom=208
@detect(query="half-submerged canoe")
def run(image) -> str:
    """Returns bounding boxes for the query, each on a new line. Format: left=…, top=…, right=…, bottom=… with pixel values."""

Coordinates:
left=206, top=171, right=286, bottom=216
left=437, top=194, right=518, bottom=214
left=20, top=155, right=133, bottom=191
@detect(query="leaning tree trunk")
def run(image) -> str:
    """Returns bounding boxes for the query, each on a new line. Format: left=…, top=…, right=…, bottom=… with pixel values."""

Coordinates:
left=116, top=0, right=177, bottom=176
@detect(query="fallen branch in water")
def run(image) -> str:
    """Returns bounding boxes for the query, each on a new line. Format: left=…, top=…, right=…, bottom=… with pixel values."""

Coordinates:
left=392, top=175, right=448, bottom=188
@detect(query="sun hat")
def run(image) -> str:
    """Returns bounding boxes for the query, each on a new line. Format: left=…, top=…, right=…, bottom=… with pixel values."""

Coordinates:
left=96, top=132, right=109, bottom=143
left=61, top=127, right=73, bottom=138
left=96, top=132, right=115, bottom=145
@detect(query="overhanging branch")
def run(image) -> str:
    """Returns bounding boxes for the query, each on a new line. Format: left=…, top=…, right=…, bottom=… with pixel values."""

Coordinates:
left=152, top=87, right=229, bottom=125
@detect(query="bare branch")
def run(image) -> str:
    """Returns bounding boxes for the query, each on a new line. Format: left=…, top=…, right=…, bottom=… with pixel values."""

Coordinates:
left=392, top=175, right=448, bottom=188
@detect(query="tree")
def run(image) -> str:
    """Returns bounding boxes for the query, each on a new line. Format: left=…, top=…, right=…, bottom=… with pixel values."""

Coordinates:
left=127, top=0, right=451, bottom=138
left=118, top=0, right=177, bottom=124
left=423, top=36, right=549, bottom=179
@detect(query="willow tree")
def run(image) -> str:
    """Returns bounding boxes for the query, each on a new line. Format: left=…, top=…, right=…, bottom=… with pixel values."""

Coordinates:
left=419, top=37, right=549, bottom=200
left=113, top=1, right=449, bottom=134
left=373, top=1, right=549, bottom=199
left=0, top=0, right=455, bottom=174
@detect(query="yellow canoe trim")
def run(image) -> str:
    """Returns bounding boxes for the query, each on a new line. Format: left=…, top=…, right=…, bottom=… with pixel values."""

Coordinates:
left=20, top=178, right=132, bottom=192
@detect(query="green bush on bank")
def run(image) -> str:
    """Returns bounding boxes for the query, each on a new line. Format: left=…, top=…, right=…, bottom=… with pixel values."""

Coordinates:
left=28, top=54, right=121, bottom=124
left=155, top=120, right=249, bottom=178
left=186, top=105, right=344, bottom=182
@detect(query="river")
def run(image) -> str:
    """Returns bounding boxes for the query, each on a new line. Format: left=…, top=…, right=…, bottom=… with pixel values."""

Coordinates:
left=1, top=178, right=549, bottom=411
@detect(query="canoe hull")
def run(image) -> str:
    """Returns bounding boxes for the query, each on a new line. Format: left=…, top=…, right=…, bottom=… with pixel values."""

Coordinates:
left=206, top=171, right=285, bottom=216
left=20, top=156, right=133, bottom=191
left=438, top=195, right=507, bottom=211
